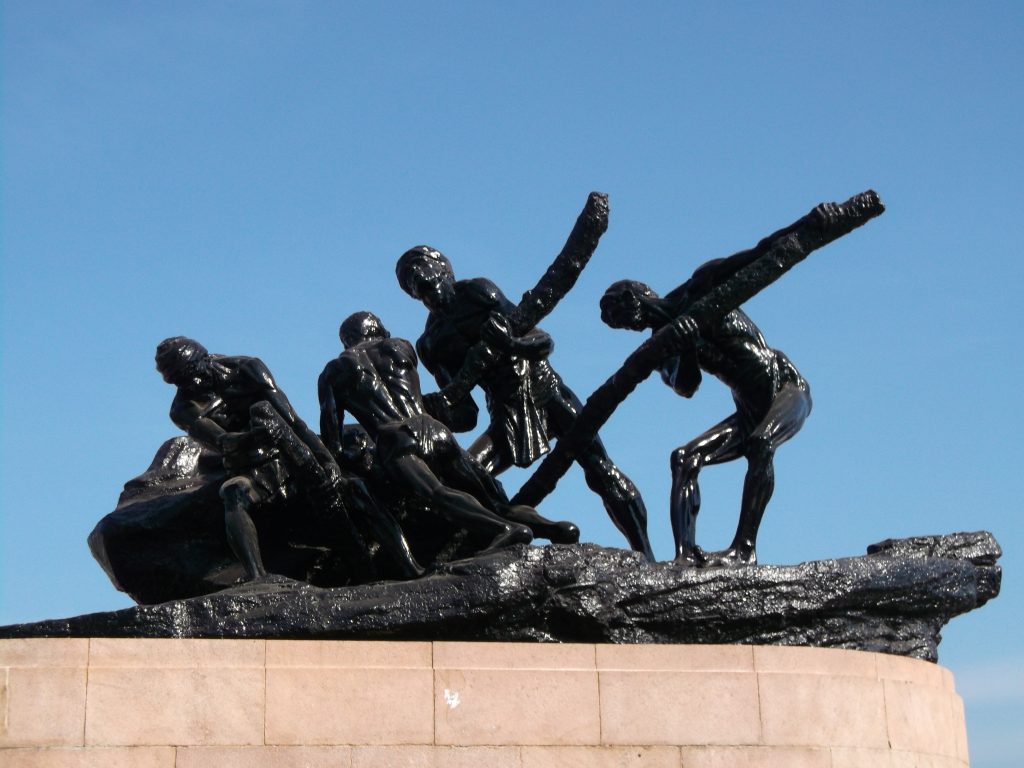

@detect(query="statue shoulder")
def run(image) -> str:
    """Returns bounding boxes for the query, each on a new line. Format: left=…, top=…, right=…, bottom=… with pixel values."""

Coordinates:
left=319, top=355, right=347, bottom=383
left=720, top=308, right=767, bottom=342
left=233, top=356, right=278, bottom=390
left=458, top=277, right=513, bottom=312
left=381, top=336, right=417, bottom=362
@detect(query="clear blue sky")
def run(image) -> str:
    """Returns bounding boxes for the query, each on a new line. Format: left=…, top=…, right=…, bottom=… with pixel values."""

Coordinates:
left=2, top=3, right=1021, bottom=763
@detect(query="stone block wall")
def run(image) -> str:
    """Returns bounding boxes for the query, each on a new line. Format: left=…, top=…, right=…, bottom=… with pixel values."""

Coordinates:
left=0, top=639, right=969, bottom=766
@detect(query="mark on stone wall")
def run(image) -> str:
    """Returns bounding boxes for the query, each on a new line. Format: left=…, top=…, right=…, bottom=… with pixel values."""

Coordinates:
left=444, top=688, right=460, bottom=709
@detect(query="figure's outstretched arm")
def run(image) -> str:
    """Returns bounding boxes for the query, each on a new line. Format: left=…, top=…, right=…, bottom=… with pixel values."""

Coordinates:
left=664, top=250, right=766, bottom=311
left=664, top=200, right=865, bottom=311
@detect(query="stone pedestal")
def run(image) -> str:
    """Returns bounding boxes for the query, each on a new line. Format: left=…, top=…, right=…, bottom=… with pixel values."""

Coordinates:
left=1, top=639, right=969, bottom=767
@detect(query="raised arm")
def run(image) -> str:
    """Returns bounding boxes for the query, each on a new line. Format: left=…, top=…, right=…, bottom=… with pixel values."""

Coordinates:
left=663, top=203, right=849, bottom=311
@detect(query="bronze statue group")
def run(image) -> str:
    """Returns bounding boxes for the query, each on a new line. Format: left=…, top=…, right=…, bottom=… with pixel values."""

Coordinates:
left=154, top=191, right=883, bottom=586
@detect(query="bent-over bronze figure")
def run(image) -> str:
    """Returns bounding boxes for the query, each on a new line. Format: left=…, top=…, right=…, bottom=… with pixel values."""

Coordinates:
left=318, top=311, right=579, bottom=555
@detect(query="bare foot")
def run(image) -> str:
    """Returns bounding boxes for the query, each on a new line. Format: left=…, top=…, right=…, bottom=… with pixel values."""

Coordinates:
left=483, top=524, right=533, bottom=553
left=701, top=546, right=757, bottom=568
left=674, top=545, right=707, bottom=568
left=547, top=520, right=581, bottom=544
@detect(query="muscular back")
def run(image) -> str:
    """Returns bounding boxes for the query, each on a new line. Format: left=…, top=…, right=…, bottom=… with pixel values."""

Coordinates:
left=700, top=309, right=777, bottom=386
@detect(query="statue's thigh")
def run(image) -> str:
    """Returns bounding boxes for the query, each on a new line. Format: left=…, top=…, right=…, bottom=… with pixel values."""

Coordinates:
left=678, top=414, right=746, bottom=468
left=749, top=385, right=811, bottom=448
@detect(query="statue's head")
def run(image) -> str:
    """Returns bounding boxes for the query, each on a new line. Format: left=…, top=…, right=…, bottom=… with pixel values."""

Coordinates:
left=340, top=311, right=390, bottom=348
left=155, top=336, right=210, bottom=386
left=600, top=280, right=659, bottom=331
left=396, top=245, right=455, bottom=311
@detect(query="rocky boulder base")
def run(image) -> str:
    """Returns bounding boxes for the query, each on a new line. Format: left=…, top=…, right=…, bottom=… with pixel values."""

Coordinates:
left=0, top=531, right=1000, bottom=662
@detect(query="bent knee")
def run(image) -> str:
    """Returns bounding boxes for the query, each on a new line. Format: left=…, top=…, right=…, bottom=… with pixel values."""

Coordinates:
left=745, top=433, right=775, bottom=464
left=220, top=477, right=259, bottom=506
left=670, top=447, right=702, bottom=474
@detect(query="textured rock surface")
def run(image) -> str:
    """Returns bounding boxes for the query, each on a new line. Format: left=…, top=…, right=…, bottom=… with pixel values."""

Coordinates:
left=0, top=531, right=1000, bottom=661
left=88, top=436, right=483, bottom=604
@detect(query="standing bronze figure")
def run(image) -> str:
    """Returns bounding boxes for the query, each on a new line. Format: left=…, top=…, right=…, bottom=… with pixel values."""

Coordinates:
left=515, top=191, right=884, bottom=567
left=600, top=276, right=810, bottom=566
left=396, top=246, right=655, bottom=560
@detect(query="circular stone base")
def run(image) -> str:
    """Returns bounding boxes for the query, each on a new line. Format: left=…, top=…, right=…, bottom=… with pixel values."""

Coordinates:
left=0, top=639, right=970, bottom=766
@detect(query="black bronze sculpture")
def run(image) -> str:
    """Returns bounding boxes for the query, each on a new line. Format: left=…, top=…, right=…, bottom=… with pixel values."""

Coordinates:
left=155, top=336, right=421, bottom=583
left=513, top=192, right=886, bottom=569
left=396, top=196, right=654, bottom=560
left=4, top=187, right=1000, bottom=661
left=318, top=311, right=579, bottom=554
left=600, top=277, right=810, bottom=567
left=6, top=532, right=1001, bottom=660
